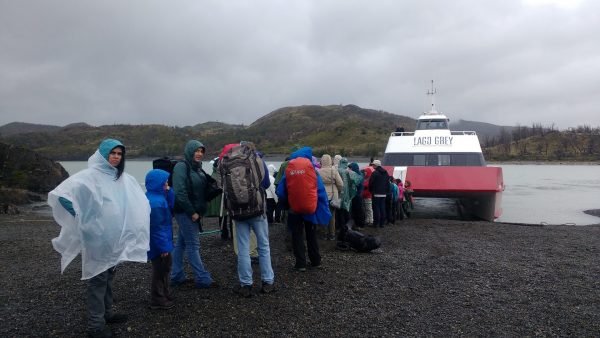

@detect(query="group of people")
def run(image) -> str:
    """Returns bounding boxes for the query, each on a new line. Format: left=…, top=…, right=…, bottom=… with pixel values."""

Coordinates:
left=48, top=138, right=412, bottom=338
left=283, top=154, right=414, bottom=242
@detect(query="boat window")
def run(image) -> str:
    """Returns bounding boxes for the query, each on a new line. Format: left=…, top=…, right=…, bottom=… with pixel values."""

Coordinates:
left=416, top=119, right=448, bottom=130
left=383, top=152, right=485, bottom=166
left=439, top=154, right=451, bottom=165
left=414, top=155, right=426, bottom=165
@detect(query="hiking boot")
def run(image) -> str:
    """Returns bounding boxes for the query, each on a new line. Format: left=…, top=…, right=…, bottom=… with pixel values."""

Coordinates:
left=309, top=262, right=322, bottom=269
left=105, top=313, right=128, bottom=324
left=87, top=327, right=112, bottom=338
left=195, top=281, right=219, bottom=289
left=336, top=242, right=351, bottom=251
left=170, top=277, right=193, bottom=288
left=149, top=301, right=175, bottom=310
left=260, top=282, right=275, bottom=294
left=234, top=285, right=253, bottom=298
left=293, top=265, right=306, bottom=272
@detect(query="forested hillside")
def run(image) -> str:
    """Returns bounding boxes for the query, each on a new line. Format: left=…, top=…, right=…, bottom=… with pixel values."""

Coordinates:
left=0, top=105, right=414, bottom=160
left=484, top=124, right=600, bottom=162
left=1, top=106, right=598, bottom=162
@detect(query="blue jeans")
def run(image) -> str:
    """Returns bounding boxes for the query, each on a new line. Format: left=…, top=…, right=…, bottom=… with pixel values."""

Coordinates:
left=171, top=213, right=213, bottom=287
left=235, top=215, right=275, bottom=286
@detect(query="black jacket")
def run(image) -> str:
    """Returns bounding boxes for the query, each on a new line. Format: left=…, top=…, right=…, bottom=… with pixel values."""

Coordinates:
left=369, top=166, right=390, bottom=196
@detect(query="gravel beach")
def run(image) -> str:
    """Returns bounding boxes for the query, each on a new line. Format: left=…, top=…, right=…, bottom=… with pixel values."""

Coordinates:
left=1, top=212, right=599, bottom=337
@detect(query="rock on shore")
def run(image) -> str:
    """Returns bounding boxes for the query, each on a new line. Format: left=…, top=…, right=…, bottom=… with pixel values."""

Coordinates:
left=1, top=213, right=598, bottom=337
left=0, top=142, right=69, bottom=213
left=584, top=209, right=600, bottom=218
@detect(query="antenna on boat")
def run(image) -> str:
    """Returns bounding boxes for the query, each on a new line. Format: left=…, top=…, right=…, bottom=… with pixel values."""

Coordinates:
left=426, top=80, right=437, bottom=113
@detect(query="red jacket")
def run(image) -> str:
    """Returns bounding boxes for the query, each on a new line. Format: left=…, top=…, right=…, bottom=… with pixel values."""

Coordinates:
left=361, top=166, right=374, bottom=199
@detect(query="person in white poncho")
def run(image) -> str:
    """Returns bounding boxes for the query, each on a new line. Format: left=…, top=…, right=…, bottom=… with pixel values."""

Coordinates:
left=48, top=138, right=150, bottom=338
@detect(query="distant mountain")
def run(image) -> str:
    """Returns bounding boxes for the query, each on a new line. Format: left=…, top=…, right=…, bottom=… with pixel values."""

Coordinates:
left=449, top=119, right=516, bottom=141
left=0, top=122, right=62, bottom=137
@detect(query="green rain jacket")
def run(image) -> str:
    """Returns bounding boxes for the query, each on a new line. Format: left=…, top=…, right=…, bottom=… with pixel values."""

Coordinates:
left=173, top=140, right=208, bottom=216
left=338, top=158, right=363, bottom=212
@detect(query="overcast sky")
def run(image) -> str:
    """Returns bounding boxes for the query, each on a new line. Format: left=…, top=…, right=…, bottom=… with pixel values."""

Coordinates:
left=1, top=0, right=598, bottom=129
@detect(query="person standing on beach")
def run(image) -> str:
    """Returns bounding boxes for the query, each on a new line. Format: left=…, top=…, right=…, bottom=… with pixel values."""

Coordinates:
left=277, top=146, right=331, bottom=271
left=348, top=162, right=365, bottom=228
left=266, top=164, right=279, bottom=224
left=362, top=166, right=375, bottom=227
left=317, top=154, right=343, bottom=240
left=170, top=140, right=218, bottom=289
left=369, top=160, right=390, bottom=228
left=219, top=142, right=275, bottom=297
left=145, top=169, right=175, bottom=310
left=48, top=138, right=150, bottom=338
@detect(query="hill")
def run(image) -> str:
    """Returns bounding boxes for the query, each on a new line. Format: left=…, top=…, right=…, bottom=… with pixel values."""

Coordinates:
left=450, top=119, right=516, bottom=142
left=2, top=107, right=597, bottom=162
left=0, top=105, right=414, bottom=160
left=484, top=128, right=600, bottom=162
left=241, top=104, right=414, bottom=156
left=0, top=122, right=61, bottom=137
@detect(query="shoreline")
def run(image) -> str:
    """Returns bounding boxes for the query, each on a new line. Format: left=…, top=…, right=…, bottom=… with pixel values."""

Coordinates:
left=2, top=212, right=599, bottom=336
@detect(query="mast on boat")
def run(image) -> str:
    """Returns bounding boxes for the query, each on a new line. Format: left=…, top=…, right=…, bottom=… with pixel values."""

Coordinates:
left=426, top=80, right=437, bottom=114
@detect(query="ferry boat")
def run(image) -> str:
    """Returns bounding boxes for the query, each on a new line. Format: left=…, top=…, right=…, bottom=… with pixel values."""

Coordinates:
left=382, top=83, right=504, bottom=221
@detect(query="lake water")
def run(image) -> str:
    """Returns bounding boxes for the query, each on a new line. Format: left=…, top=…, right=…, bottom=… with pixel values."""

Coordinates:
left=59, top=161, right=600, bottom=226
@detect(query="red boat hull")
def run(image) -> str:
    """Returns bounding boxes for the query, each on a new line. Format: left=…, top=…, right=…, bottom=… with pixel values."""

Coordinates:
left=386, top=166, right=504, bottom=221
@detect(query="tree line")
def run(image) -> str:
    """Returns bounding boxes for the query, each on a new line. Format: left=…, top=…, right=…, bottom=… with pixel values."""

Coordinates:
left=483, top=123, right=600, bottom=161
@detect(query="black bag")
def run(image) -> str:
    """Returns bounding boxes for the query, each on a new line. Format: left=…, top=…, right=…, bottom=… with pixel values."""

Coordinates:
left=152, top=157, right=178, bottom=186
left=343, top=228, right=381, bottom=253
left=153, top=157, right=222, bottom=202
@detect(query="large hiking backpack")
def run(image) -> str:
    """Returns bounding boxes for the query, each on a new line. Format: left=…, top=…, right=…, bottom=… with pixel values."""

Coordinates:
left=219, top=143, right=266, bottom=221
left=285, top=157, right=317, bottom=214
left=343, top=228, right=381, bottom=253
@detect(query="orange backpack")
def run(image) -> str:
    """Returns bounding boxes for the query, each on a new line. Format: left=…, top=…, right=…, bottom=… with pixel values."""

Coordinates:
left=285, top=157, right=318, bottom=214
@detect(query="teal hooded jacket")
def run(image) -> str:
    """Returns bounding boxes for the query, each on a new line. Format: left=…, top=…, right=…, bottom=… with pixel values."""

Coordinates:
left=172, top=140, right=208, bottom=216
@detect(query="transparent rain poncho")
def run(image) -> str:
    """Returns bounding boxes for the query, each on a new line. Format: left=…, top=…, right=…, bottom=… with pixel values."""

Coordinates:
left=48, top=150, right=150, bottom=279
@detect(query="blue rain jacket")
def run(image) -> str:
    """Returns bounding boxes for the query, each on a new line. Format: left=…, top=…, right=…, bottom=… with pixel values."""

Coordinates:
left=145, top=169, right=175, bottom=260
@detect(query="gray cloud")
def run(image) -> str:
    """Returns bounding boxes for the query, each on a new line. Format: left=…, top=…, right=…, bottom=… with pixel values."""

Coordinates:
left=1, top=0, right=598, bottom=129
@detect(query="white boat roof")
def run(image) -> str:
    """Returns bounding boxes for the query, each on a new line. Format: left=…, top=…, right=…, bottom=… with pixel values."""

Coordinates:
left=417, top=110, right=448, bottom=120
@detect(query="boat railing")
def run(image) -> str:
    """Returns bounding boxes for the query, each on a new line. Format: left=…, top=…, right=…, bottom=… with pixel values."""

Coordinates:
left=390, top=131, right=477, bottom=137
left=450, top=131, right=477, bottom=135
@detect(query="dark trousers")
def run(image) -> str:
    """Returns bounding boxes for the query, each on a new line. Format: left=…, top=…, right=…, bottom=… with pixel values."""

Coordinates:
left=151, top=254, right=173, bottom=306
left=335, top=208, right=350, bottom=235
left=335, top=208, right=350, bottom=241
left=386, top=195, right=396, bottom=224
left=395, top=200, right=405, bottom=220
left=275, top=199, right=285, bottom=223
left=87, top=267, right=116, bottom=330
left=372, top=197, right=387, bottom=227
left=288, top=213, right=320, bottom=268
left=351, top=195, right=365, bottom=227
left=266, top=198, right=277, bottom=223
